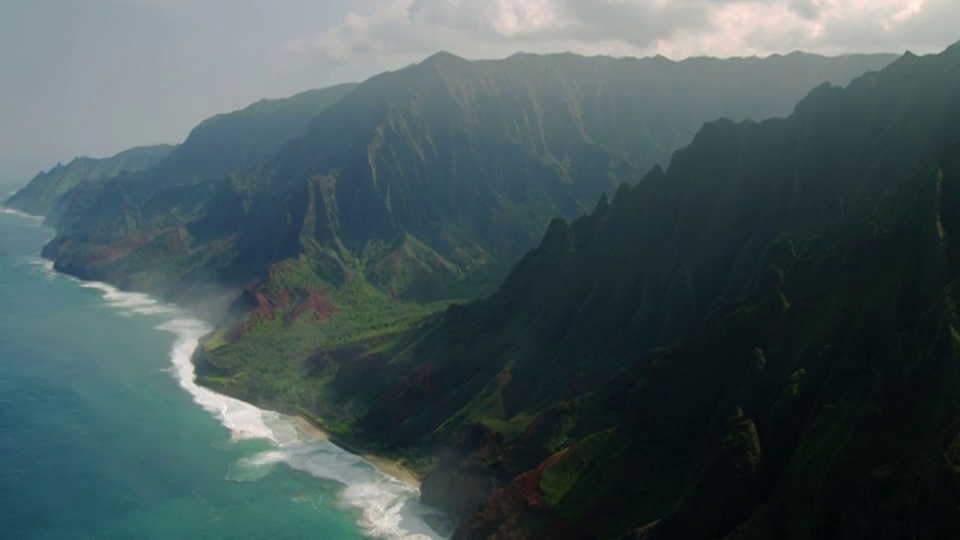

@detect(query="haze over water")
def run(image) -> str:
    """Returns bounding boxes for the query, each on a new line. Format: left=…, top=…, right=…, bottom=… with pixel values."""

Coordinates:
left=0, top=208, right=444, bottom=539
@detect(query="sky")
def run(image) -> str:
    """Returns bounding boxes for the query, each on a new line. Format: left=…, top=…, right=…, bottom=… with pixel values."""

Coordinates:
left=2, top=0, right=958, bottom=183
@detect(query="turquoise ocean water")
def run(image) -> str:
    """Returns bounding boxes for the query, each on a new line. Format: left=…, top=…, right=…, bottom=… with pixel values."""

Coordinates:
left=0, top=208, right=445, bottom=539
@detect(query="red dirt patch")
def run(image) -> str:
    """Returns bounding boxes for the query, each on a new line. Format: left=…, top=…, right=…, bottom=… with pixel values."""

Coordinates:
left=511, top=447, right=572, bottom=508
left=289, top=290, right=336, bottom=321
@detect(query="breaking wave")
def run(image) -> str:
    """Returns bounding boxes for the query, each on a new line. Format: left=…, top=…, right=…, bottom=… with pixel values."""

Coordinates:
left=82, top=280, right=448, bottom=539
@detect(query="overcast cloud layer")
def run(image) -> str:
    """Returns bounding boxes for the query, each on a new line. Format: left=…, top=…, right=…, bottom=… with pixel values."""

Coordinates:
left=288, top=0, right=959, bottom=61
left=2, top=0, right=957, bottom=183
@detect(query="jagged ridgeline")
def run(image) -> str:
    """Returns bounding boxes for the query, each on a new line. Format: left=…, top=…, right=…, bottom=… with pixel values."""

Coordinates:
left=347, top=44, right=960, bottom=538
left=4, top=144, right=175, bottom=220
left=13, top=49, right=921, bottom=537
left=40, top=51, right=891, bottom=322
left=5, top=83, right=357, bottom=231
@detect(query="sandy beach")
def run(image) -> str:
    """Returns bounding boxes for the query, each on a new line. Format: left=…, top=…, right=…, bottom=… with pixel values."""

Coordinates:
left=293, top=415, right=422, bottom=489
left=291, top=415, right=330, bottom=440
left=361, top=453, right=422, bottom=489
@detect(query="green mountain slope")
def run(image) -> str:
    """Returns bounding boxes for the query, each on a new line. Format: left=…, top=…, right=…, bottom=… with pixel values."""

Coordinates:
left=152, top=83, right=359, bottom=181
left=248, top=50, right=897, bottom=285
left=26, top=49, right=919, bottom=536
left=29, top=83, right=355, bottom=309
left=39, top=51, right=894, bottom=401
left=340, top=44, right=960, bottom=537
left=3, top=144, right=175, bottom=219
left=9, top=83, right=357, bottom=235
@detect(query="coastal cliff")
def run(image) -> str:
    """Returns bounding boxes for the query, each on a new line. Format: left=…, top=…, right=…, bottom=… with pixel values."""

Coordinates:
left=15, top=46, right=960, bottom=537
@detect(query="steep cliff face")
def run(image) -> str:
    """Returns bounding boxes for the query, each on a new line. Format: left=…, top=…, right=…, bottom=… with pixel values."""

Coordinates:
left=35, top=52, right=897, bottom=416
left=219, top=50, right=899, bottom=294
left=6, top=84, right=359, bottom=231
left=14, top=47, right=931, bottom=537
left=3, top=144, right=175, bottom=221
left=365, top=46, right=960, bottom=444
left=41, top=51, right=894, bottom=299
left=36, top=84, right=358, bottom=308
left=342, top=44, right=960, bottom=537
left=151, top=83, right=359, bottom=181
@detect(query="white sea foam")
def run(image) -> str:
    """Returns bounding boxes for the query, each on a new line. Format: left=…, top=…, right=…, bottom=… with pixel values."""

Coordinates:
left=77, top=282, right=179, bottom=318
left=156, top=317, right=281, bottom=443
left=21, top=257, right=56, bottom=279
left=78, top=279, right=448, bottom=538
left=233, top=442, right=446, bottom=539
left=0, top=207, right=44, bottom=223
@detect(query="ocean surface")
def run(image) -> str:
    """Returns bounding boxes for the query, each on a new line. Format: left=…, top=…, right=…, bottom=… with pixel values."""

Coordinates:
left=0, top=207, right=446, bottom=539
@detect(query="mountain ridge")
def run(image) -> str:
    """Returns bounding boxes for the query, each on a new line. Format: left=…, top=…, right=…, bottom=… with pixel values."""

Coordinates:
left=10, top=47, right=936, bottom=538
left=361, top=42, right=960, bottom=537
left=165, top=51, right=905, bottom=428
left=4, top=144, right=176, bottom=220
left=35, top=50, right=894, bottom=310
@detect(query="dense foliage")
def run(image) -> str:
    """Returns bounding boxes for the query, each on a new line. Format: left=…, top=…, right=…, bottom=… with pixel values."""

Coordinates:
left=363, top=44, right=960, bottom=538
left=26, top=51, right=893, bottom=383
left=11, top=47, right=950, bottom=538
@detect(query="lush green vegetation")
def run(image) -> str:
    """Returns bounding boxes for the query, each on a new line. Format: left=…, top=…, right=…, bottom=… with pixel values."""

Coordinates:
left=36, top=50, right=893, bottom=306
left=197, top=281, right=450, bottom=420
left=153, top=83, right=358, bottom=180
left=19, top=45, right=960, bottom=539
left=383, top=44, right=960, bottom=538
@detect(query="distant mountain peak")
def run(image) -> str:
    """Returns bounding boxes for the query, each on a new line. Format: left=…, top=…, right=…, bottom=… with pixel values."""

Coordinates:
left=420, top=50, right=468, bottom=66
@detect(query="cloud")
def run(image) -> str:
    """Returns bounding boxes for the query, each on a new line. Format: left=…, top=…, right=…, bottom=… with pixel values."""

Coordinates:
left=285, top=0, right=953, bottom=63
left=284, top=0, right=571, bottom=60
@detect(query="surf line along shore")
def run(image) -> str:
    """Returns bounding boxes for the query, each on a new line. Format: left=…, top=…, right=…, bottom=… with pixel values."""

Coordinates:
left=169, top=302, right=428, bottom=490
left=0, top=204, right=421, bottom=491
left=186, top=333, right=425, bottom=490
left=30, top=243, right=426, bottom=491
left=67, top=275, right=445, bottom=538
left=71, top=272, right=432, bottom=491
left=3, top=201, right=446, bottom=539
left=162, top=311, right=447, bottom=538
left=290, top=415, right=423, bottom=489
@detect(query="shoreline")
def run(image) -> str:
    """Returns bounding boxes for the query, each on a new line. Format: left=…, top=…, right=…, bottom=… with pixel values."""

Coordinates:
left=84, top=274, right=436, bottom=527
left=289, top=412, right=423, bottom=489
left=6, top=196, right=444, bottom=538
left=186, top=327, right=428, bottom=490
left=8, top=206, right=427, bottom=491
left=42, top=255, right=426, bottom=491
left=185, top=318, right=427, bottom=490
